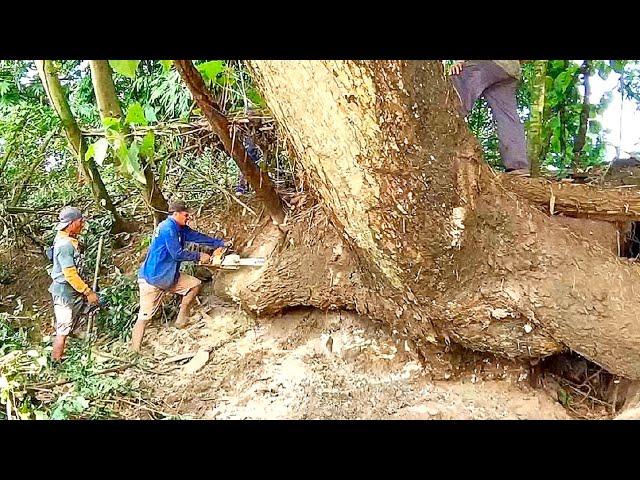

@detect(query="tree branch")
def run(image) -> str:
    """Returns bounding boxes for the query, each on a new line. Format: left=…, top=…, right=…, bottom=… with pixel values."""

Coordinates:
left=502, top=174, right=640, bottom=221
left=173, top=60, right=285, bottom=225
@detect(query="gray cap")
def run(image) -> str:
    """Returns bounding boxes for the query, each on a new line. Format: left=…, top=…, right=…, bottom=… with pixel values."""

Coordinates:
left=55, top=206, right=84, bottom=231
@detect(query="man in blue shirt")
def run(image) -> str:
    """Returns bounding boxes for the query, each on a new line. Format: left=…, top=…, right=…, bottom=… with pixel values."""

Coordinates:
left=132, top=200, right=228, bottom=352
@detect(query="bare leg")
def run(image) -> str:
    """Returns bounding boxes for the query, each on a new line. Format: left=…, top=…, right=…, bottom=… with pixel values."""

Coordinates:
left=131, top=280, right=163, bottom=353
left=175, top=284, right=201, bottom=329
left=52, top=335, right=67, bottom=361
left=131, top=316, right=147, bottom=353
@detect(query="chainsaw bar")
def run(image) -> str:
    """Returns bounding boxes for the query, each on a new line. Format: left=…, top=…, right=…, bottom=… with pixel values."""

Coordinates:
left=202, top=251, right=265, bottom=270
left=220, top=254, right=265, bottom=269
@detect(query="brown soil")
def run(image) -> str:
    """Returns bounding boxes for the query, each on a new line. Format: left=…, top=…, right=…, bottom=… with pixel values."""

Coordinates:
left=0, top=201, right=582, bottom=420
left=0, top=248, right=52, bottom=321
left=113, top=286, right=570, bottom=420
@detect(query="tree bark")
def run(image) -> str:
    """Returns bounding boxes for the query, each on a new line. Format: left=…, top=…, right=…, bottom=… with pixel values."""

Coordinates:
left=245, top=60, right=640, bottom=379
left=88, top=60, right=168, bottom=225
left=35, top=60, right=130, bottom=234
left=174, top=60, right=285, bottom=225
left=573, top=60, right=592, bottom=170
left=502, top=174, right=640, bottom=222
left=88, top=60, right=123, bottom=119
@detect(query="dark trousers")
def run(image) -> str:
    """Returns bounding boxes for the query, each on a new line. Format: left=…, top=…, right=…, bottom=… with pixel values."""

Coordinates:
left=451, top=61, right=529, bottom=171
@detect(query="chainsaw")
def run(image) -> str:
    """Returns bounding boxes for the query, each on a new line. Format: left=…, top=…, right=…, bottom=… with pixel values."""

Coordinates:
left=203, top=247, right=265, bottom=270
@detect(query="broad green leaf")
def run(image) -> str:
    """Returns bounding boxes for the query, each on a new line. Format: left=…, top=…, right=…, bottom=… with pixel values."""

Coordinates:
left=85, top=143, right=96, bottom=161
left=102, top=117, right=121, bottom=131
left=140, top=131, right=155, bottom=158
left=554, top=71, right=573, bottom=94
left=159, top=60, right=173, bottom=73
left=127, top=141, right=147, bottom=185
left=51, top=407, right=67, bottom=420
left=197, top=60, right=224, bottom=83
left=115, top=141, right=129, bottom=168
left=125, top=102, right=148, bottom=126
left=86, top=138, right=110, bottom=166
left=551, top=133, right=561, bottom=152
left=246, top=87, right=265, bottom=108
left=546, top=90, right=559, bottom=108
left=216, top=68, right=237, bottom=87
left=109, top=60, right=140, bottom=79
left=144, top=105, right=157, bottom=123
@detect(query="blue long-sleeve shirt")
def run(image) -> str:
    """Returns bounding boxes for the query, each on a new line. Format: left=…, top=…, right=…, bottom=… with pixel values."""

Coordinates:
left=139, top=217, right=225, bottom=290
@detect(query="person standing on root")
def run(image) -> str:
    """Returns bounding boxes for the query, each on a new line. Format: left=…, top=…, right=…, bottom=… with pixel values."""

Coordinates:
left=448, top=60, right=530, bottom=176
left=131, top=200, right=229, bottom=353
left=235, top=135, right=263, bottom=195
left=48, top=207, right=100, bottom=362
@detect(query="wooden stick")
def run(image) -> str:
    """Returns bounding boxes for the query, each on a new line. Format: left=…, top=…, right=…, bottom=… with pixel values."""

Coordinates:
left=85, top=235, right=105, bottom=345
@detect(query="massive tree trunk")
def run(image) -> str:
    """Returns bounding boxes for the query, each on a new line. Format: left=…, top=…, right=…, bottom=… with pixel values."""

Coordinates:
left=174, top=60, right=285, bottom=225
left=35, top=60, right=130, bottom=234
left=88, top=60, right=168, bottom=224
left=243, top=60, right=640, bottom=380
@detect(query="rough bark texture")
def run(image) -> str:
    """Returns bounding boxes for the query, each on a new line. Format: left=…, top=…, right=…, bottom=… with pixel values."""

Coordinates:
left=36, top=60, right=129, bottom=233
left=245, top=60, right=640, bottom=379
left=88, top=61, right=123, bottom=120
left=88, top=60, right=168, bottom=225
left=502, top=175, right=640, bottom=222
left=174, top=60, right=285, bottom=225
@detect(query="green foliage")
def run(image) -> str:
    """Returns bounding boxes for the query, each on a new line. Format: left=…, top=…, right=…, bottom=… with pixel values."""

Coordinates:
left=246, top=87, right=266, bottom=108
left=197, top=60, right=225, bottom=85
left=0, top=314, right=50, bottom=420
left=86, top=138, right=109, bottom=166
left=93, top=115, right=149, bottom=185
left=159, top=60, right=173, bottom=73
left=144, top=104, right=157, bottom=123
left=467, top=59, right=615, bottom=173
left=1, top=304, right=135, bottom=420
left=557, top=387, right=572, bottom=407
left=77, top=212, right=113, bottom=280
left=140, top=131, right=155, bottom=158
left=125, top=102, right=148, bottom=126
left=109, top=60, right=140, bottom=80
left=96, top=274, right=139, bottom=340
left=467, top=99, right=502, bottom=169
